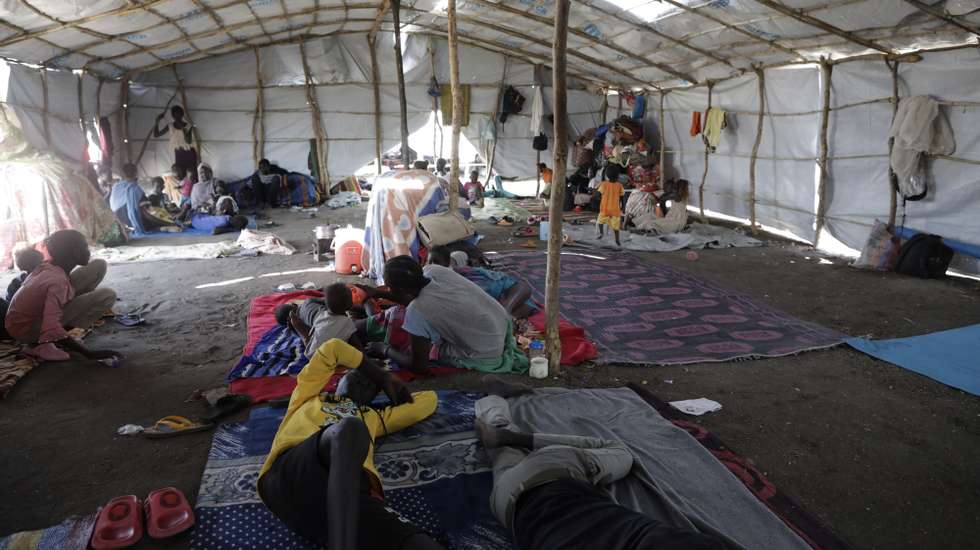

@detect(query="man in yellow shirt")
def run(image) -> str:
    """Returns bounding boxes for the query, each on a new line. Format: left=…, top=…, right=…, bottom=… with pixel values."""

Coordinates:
left=258, top=338, right=442, bottom=550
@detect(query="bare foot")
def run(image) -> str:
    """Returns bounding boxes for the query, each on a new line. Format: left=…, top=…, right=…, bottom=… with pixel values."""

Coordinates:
left=475, top=419, right=532, bottom=449
left=482, top=374, right=534, bottom=399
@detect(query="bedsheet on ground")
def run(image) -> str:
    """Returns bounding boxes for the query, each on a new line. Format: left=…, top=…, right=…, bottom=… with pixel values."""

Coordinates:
left=563, top=222, right=763, bottom=252
left=0, top=513, right=97, bottom=550
left=506, top=387, right=850, bottom=550
left=130, top=216, right=258, bottom=239
left=190, top=390, right=512, bottom=550
left=470, top=197, right=533, bottom=222
left=847, top=324, right=980, bottom=396
left=93, top=242, right=241, bottom=263
left=495, top=251, right=844, bottom=365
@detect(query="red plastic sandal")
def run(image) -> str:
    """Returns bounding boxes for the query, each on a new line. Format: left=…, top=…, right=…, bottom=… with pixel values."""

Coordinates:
left=145, top=487, right=195, bottom=539
left=90, top=495, right=144, bottom=549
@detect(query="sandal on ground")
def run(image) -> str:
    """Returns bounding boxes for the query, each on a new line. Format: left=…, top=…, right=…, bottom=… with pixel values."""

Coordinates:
left=90, top=495, right=143, bottom=550
left=199, top=394, right=252, bottom=424
left=513, top=226, right=538, bottom=238
left=496, top=216, right=515, bottom=226
left=519, top=240, right=538, bottom=249
left=145, top=487, right=195, bottom=539
left=143, top=416, right=214, bottom=439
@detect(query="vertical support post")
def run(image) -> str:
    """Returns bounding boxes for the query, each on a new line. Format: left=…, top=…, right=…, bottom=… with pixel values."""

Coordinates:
left=535, top=149, right=541, bottom=197
left=600, top=89, right=608, bottom=126
left=300, top=40, right=331, bottom=196
left=658, top=90, right=666, bottom=182
left=813, top=59, right=833, bottom=248
left=253, top=47, right=265, bottom=166
left=76, top=72, right=86, bottom=153
left=120, top=75, right=131, bottom=163
left=545, top=0, right=570, bottom=376
left=171, top=65, right=202, bottom=163
left=369, top=34, right=383, bottom=175
left=886, top=59, right=900, bottom=228
left=40, top=69, right=51, bottom=146
left=698, top=81, right=714, bottom=217
left=392, top=0, right=411, bottom=165
left=484, top=58, right=508, bottom=187
left=749, top=67, right=766, bottom=234
left=447, top=0, right=461, bottom=211
left=616, top=90, right=622, bottom=117
left=428, top=37, right=439, bottom=162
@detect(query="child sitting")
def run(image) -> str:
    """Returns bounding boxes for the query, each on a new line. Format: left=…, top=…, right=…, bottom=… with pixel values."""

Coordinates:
left=275, top=283, right=361, bottom=357
left=596, top=163, right=625, bottom=246
left=463, top=170, right=485, bottom=208
left=6, top=248, right=43, bottom=301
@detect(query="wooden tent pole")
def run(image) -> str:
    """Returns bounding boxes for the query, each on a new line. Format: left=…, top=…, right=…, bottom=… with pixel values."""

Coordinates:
left=299, top=40, right=331, bottom=196
left=38, top=69, right=50, bottom=146
left=484, top=57, right=508, bottom=187
left=253, top=46, right=265, bottom=165
left=535, top=149, right=541, bottom=197
left=749, top=67, right=765, bottom=234
left=886, top=59, right=900, bottom=228
left=600, top=89, right=608, bottom=126
left=658, top=89, right=666, bottom=181
left=447, top=0, right=461, bottom=212
left=135, top=90, right=178, bottom=165
left=369, top=34, right=383, bottom=175
left=76, top=73, right=85, bottom=155
left=813, top=59, right=833, bottom=248
left=171, top=65, right=202, bottom=163
left=121, top=76, right=131, bottom=163
left=545, top=0, right=571, bottom=377
left=392, top=0, right=411, bottom=165
left=428, top=36, right=438, bottom=163
left=698, top=81, right=714, bottom=218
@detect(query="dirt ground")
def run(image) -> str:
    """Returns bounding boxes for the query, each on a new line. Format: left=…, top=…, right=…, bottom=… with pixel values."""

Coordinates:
left=1, top=204, right=978, bottom=550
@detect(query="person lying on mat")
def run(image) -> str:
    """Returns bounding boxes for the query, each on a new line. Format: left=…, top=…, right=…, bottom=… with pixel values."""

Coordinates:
left=427, top=246, right=534, bottom=319
left=356, top=255, right=528, bottom=375
left=275, top=283, right=363, bottom=357
left=109, top=163, right=178, bottom=234
left=475, top=376, right=736, bottom=550
left=258, top=339, right=441, bottom=550
left=4, top=230, right=120, bottom=363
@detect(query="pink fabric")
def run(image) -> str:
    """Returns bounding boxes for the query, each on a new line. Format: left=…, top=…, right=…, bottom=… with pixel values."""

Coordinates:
left=4, top=262, right=73, bottom=344
left=527, top=311, right=598, bottom=366
left=243, top=290, right=323, bottom=355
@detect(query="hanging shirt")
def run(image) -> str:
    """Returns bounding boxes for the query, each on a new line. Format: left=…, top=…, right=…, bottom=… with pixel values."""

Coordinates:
left=4, top=263, right=73, bottom=344
left=258, top=339, right=437, bottom=496
left=109, top=179, right=149, bottom=233
left=597, top=180, right=624, bottom=218
left=702, top=108, right=726, bottom=148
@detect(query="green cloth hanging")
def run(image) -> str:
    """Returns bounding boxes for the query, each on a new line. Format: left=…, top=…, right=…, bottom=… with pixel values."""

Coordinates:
left=440, top=84, right=470, bottom=127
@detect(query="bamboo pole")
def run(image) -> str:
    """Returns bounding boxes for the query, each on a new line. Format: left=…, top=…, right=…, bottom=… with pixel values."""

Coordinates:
left=40, top=69, right=51, bottom=147
left=428, top=36, right=438, bottom=163
left=369, top=34, right=383, bottom=175
left=136, top=90, right=178, bottom=165
left=392, top=0, right=411, bottom=165
left=171, top=65, right=202, bottom=163
left=95, top=77, right=102, bottom=119
left=658, top=90, right=666, bottom=181
left=545, top=0, right=571, bottom=377
left=600, top=90, right=608, bottom=126
left=886, top=59, right=899, bottom=228
left=813, top=59, right=833, bottom=247
left=484, top=57, right=508, bottom=187
left=698, top=81, right=714, bottom=217
left=253, top=46, right=265, bottom=166
left=447, top=0, right=462, bottom=212
left=299, top=40, right=331, bottom=196
left=121, top=76, right=131, bottom=163
left=749, top=67, right=765, bottom=234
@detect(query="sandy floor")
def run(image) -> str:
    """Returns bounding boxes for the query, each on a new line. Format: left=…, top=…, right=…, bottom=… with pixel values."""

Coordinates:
left=1, top=204, right=978, bottom=549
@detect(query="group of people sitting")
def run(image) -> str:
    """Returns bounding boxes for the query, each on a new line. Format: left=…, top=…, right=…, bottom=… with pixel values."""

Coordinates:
left=258, top=251, right=735, bottom=550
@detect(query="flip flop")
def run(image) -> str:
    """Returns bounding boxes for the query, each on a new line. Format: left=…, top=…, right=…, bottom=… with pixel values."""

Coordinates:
left=144, top=487, right=195, bottom=539
left=496, top=216, right=515, bottom=226
left=90, top=495, right=144, bottom=550
left=199, top=394, right=252, bottom=424
left=513, top=226, right=538, bottom=238
left=143, top=416, right=214, bottom=439
left=519, top=240, right=538, bottom=249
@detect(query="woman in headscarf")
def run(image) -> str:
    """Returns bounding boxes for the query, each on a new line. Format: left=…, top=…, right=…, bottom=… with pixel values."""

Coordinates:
left=190, top=163, right=217, bottom=212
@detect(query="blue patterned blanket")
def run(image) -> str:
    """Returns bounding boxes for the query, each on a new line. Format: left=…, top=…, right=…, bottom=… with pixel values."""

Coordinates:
left=226, top=325, right=309, bottom=381
left=190, top=391, right=513, bottom=549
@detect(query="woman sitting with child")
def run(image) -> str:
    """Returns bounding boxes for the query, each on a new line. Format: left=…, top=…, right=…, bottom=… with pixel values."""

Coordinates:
left=632, top=178, right=690, bottom=235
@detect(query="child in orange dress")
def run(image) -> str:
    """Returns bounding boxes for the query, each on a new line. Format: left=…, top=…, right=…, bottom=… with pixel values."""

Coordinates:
left=595, top=163, right=625, bottom=246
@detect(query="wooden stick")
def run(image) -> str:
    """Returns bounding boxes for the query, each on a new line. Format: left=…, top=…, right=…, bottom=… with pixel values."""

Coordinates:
left=600, top=91, right=608, bottom=126
left=95, top=77, right=102, bottom=118
left=749, top=67, right=765, bottom=234
left=901, top=0, right=980, bottom=37
left=545, top=0, right=571, bottom=377
left=447, top=0, right=461, bottom=212
left=428, top=36, right=439, bottom=163
left=135, top=90, right=178, bottom=165
left=658, top=90, right=666, bottom=181
left=887, top=59, right=899, bottom=228
left=535, top=149, right=542, bottom=197
left=484, top=57, right=508, bottom=187
left=657, top=0, right=803, bottom=60
left=369, top=34, right=383, bottom=175
left=254, top=46, right=265, bottom=165
left=121, top=76, right=131, bottom=163
left=299, top=40, right=331, bottom=196
left=698, top=81, right=714, bottom=217
left=171, top=65, right=202, bottom=163
left=392, top=0, right=411, bottom=166
left=813, top=59, right=833, bottom=247
left=750, top=0, right=892, bottom=54
left=40, top=68, right=51, bottom=147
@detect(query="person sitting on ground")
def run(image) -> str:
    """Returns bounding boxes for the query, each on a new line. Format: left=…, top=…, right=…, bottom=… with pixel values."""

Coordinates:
left=412, top=160, right=429, bottom=171
left=475, top=376, right=736, bottom=550
left=463, top=170, right=485, bottom=208
left=357, top=255, right=528, bottom=374
left=538, top=163, right=553, bottom=198
left=147, top=176, right=168, bottom=207
left=6, top=248, right=43, bottom=301
left=633, top=178, right=691, bottom=235
left=213, top=183, right=239, bottom=217
left=4, top=230, right=120, bottom=362
left=109, top=163, right=176, bottom=234
left=190, top=163, right=218, bottom=212
left=258, top=338, right=441, bottom=550
left=596, top=163, right=625, bottom=246
left=435, top=158, right=449, bottom=177
left=275, top=283, right=363, bottom=358
left=427, top=246, right=534, bottom=319
left=162, top=164, right=185, bottom=206
left=248, top=158, right=290, bottom=209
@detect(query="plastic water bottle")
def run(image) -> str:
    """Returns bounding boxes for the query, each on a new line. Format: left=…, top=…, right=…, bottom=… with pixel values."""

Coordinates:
left=528, top=339, right=544, bottom=358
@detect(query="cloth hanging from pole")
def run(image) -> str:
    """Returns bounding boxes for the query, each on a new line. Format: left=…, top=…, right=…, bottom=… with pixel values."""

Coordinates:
left=529, top=86, right=545, bottom=136
left=702, top=108, right=727, bottom=147
left=888, top=95, right=955, bottom=200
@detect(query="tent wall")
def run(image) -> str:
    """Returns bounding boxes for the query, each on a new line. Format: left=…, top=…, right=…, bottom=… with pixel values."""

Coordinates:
left=1, top=63, right=122, bottom=164
left=126, top=32, right=605, bottom=181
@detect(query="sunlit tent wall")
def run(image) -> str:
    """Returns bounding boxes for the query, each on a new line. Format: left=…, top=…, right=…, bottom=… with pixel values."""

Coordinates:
left=0, top=0, right=979, bottom=272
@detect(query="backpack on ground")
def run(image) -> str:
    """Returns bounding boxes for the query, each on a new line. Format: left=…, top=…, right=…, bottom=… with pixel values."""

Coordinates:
left=894, top=233, right=954, bottom=278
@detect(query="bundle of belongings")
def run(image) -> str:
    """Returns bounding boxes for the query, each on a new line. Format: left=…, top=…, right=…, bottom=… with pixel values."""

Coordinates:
left=888, top=95, right=955, bottom=201
left=853, top=220, right=955, bottom=279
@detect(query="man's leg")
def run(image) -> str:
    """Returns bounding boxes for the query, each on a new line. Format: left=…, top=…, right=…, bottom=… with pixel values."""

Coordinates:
left=499, top=280, right=533, bottom=318
left=62, top=288, right=116, bottom=330
left=69, top=259, right=107, bottom=295
left=318, top=416, right=371, bottom=550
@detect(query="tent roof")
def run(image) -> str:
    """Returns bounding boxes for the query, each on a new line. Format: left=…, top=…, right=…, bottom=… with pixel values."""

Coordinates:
left=0, top=0, right=977, bottom=87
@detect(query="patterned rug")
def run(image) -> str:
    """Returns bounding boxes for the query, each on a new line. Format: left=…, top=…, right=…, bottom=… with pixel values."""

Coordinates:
left=190, top=391, right=513, bottom=550
left=494, top=251, right=845, bottom=365
left=0, top=513, right=97, bottom=550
